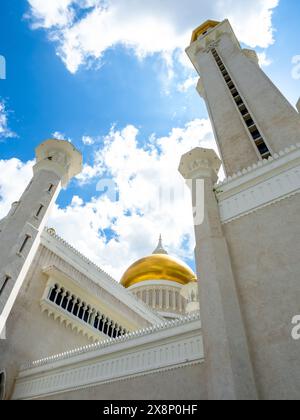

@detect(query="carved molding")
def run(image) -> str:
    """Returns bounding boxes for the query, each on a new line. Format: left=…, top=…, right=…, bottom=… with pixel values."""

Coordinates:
left=13, top=314, right=202, bottom=400
left=216, top=144, right=300, bottom=223
left=20, top=312, right=201, bottom=370
left=186, top=19, right=241, bottom=61
left=41, top=299, right=105, bottom=342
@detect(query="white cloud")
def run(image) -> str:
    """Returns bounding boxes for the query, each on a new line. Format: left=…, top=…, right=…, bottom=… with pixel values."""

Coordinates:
left=52, top=131, right=72, bottom=142
left=177, top=76, right=198, bottom=93
left=82, top=135, right=95, bottom=145
left=48, top=118, right=218, bottom=280
left=26, top=0, right=74, bottom=29
left=76, top=163, right=102, bottom=185
left=257, top=51, right=272, bottom=67
left=0, top=100, right=16, bottom=140
left=0, top=120, right=222, bottom=281
left=0, top=159, right=34, bottom=219
left=26, top=0, right=279, bottom=74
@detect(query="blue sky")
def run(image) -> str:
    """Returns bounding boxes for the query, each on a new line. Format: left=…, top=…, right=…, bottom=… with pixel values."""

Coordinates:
left=0, top=0, right=299, bottom=279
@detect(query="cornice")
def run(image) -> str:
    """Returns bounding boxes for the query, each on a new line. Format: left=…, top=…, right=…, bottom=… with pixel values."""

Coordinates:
left=216, top=144, right=300, bottom=189
left=40, top=228, right=163, bottom=325
left=215, top=144, right=300, bottom=224
left=14, top=313, right=203, bottom=400
left=128, top=280, right=183, bottom=291
left=186, top=19, right=241, bottom=62
left=20, top=312, right=201, bottom=371
left=16, top=361, right=203, bottom=401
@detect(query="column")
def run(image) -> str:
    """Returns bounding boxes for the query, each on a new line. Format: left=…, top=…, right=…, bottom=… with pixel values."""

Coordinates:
left=159, top=289, right=163, bottom=309
left=172, top=291, right=176, bottom=311
left=179, top=147, right=258, bottom=400
left=166, top=288, right=170, bottom=310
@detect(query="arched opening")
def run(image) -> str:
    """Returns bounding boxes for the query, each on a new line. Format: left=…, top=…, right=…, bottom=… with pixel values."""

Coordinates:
left=0, top=371, right=6, bottom=400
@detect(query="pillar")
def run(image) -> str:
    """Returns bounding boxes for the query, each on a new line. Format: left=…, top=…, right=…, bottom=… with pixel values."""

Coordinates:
left=179, top=146, right=258, bottom=400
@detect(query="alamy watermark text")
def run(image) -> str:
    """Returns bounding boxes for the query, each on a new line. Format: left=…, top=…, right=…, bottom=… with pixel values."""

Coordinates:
left=292, top=315, right=300, bottom=340
left=292, top=55, right=300, bottom=80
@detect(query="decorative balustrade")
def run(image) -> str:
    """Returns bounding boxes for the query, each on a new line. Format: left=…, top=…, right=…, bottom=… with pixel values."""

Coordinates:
left=42, top=228, right=164, bottom=324
left=213, top=143, right=300, bottom=224
left=133, top=287, right=186, bottom=315
left=14, top=311, right=203, bottom=400
left=20, top=312, right=201, bottom=371
left=215, top=143, right=300, bottom=189
left=45, top=283, right=127, bottom=340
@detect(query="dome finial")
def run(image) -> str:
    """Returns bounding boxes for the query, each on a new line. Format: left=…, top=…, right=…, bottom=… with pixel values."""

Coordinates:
left=153, top=234, right=168, bottom=255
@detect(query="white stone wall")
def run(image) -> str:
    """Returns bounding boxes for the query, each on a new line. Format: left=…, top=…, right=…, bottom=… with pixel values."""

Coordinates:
left=12, top=314, right=204, bottom=400
left=0, top=240, right=159, bottom=400
left=40, top=364, right=206, bottom=401
left=0, top=245, right=89, bottom=399
left=223, top=194, right=300, bottom=400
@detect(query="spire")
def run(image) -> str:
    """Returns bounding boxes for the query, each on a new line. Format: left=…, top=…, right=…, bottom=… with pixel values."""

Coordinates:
left=152, top=234, right=168, bottom=255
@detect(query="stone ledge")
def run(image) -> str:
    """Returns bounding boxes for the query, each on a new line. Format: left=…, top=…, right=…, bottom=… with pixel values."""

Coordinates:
left=215, top=144, right=300, bottom=223
left=14, top=313, right=202, bottom=400
left=20, top=312, right=201, bottom=371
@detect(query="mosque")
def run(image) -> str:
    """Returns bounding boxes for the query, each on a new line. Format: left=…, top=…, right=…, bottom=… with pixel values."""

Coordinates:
left=0, top=19, right=300, bottom=400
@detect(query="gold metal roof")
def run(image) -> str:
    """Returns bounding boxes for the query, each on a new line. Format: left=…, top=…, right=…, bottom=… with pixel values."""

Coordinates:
left=120, top=254, right=197, bottom=288
left=190, top=20, right=220, bottom=44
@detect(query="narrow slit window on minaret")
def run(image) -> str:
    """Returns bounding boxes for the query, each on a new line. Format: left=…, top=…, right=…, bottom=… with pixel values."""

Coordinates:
left=19, top=235, right=31, bottom=254
left=0, top=276, right=10, bottom=296
left=211, top=48, right=272, bottom=160
left=236, top=97, right=243, bottom=106
left=251, top=129, right=262, bottom=140
left=256, top=141, right=270, bottom=157
left=35, top=205, right=44, bottom=218
left=240, top=105, right=249, bottom=116
left=245, top=117, right=255, bottom=128
left=48, top=184, right=54, bottom=193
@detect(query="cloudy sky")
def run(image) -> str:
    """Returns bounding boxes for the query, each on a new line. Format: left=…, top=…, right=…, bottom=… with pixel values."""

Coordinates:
left=0, top=0, right=299, bottom=280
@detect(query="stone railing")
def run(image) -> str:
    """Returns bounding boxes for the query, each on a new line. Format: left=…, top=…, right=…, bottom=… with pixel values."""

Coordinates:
left=42, top=228, right=164, bottom=324
left=14, top=312, right=202, bottom=400
left=20, top=312, right=201, bottom=371
left=214, top=143, right=300, bottom=223
left=215, top=143, right=300, bottom=189
left=133, top=286, right=186, bottom=315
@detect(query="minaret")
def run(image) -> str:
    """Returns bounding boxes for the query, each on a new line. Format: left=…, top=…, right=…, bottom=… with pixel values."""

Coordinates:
left=186, top=20, right=300, bottom=176
left=0, top=139, right=82, bottom=337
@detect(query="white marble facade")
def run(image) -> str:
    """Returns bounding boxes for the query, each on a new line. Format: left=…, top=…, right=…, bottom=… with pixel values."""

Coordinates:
left=1, top=18, right=300, bottom=401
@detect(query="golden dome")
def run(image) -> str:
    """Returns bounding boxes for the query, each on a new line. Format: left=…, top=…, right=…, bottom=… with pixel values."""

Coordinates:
left=120, top=237, right=197, bottom=288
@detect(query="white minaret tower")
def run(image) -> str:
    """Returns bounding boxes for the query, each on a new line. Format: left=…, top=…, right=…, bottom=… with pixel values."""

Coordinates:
left=0, top=139, right=82, bottom=337
left=186, top=20, right=300, bottom=176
